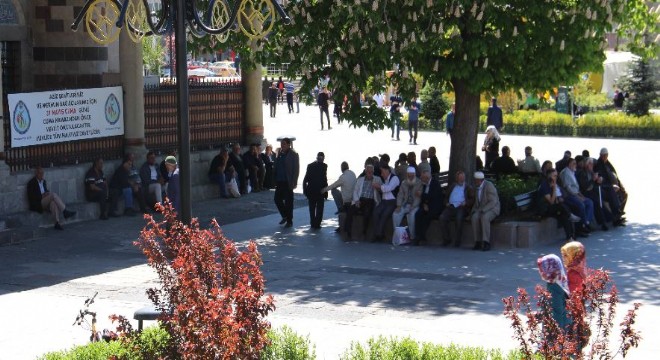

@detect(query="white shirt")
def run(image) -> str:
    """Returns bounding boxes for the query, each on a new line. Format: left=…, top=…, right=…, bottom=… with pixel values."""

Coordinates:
left=449, top=183, right=466, bottom=207
left=149, top=165, right=158, bottom=181
left=38, top=179, right=46, bottom=194
left=373, top=93, right=384, bottom=107
left=324, top=169, right=357, bottom=204
left=380, top=173, right=400, bottom=201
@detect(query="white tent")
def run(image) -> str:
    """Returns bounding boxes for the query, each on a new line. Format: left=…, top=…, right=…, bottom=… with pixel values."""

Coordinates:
left=601, top=51, right=640, bottom=97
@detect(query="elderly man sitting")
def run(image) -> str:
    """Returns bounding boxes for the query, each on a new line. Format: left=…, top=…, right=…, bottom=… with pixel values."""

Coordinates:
left=322, top=161, right=357, bottom=233
left=392, top=166, right=422, bottom=243
left=27, top=167, right=76, bottom=230
left=471, top=171, right=500, bottom=251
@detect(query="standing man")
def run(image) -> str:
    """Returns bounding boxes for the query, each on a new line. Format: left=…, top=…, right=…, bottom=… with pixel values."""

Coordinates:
left=486, top=97, right=503, bottom=131
left=318, top=87, right=331, bottom=130
left=389, top=92, right=403, bottom=140
left=268, top=82, right=279, bottom=117
left=164, top=155, right=180, bottom=215
left=274, top=138, right=300, bottom=228
left=414, top=170, right=443, bottom=245
left=285, top=80, right=295, bottom=113
left=445, top=103, right=455, bottom=136
left=27, top=167, right=76, bottom=230
left=371, top=163, right=400, bottom=241
left=303, top=152, right=328, bottom=229
left=471, top=172, right=500, bottom=251
left=428, top=146, right=441, bottom=180
left=407, top=96, right=421, bottom=144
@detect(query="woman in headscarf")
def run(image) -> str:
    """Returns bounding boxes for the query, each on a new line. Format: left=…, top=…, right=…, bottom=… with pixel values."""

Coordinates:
left=481, top=125, right=500, bottom=170
left=561, top=241, right=587, bottom=294
left=537, top=254, right=571, bottom=331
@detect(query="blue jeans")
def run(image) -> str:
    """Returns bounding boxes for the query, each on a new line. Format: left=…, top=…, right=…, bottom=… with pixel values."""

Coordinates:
left=564, top=193, right=594, bottom=226
left=209, top=173, right=228, bottom=198
left=122, top=187, right=134, bottom=209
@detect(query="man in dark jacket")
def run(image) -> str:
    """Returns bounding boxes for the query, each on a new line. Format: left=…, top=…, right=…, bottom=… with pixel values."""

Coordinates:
left=491, top=146, right=518, bottom=178
left=243, top=144, right=265, bottom=192
left=486, top=97, right=503, bottom=131
left=227, top=143, right=247, bottom=194
left=303, top=152, right=328, bottom=229
left=268, top=82, right=279, bottom=117
left=110, top=154, right=145, bottom=216
left=273, top=138, right=300, bottom=227
left=439, top=170, right=475, bottom=247
left=27, top=166, right=76, bottom=230
left=318, top=87, right=331, bottom=130
left=414, top=170, right=443, bottom=245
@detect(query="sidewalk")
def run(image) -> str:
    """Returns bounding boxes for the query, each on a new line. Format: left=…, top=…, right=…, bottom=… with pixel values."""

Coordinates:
left=0, top=104, right=659, bottom=359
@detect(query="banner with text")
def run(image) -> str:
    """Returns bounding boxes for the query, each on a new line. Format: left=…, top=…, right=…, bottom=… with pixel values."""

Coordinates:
left=8, top=86, right=124, bottom=148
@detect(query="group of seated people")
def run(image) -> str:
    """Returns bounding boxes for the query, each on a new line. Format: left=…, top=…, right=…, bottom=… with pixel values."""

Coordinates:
left=323, top=145, right=627, bottom=249
left=208, top=143, right=278, bottom=198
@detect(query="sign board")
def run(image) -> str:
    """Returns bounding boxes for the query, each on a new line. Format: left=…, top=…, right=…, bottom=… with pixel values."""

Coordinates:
left=555, top=86, right=571, bottom=115
left=8, top=86, right=124, bottom=148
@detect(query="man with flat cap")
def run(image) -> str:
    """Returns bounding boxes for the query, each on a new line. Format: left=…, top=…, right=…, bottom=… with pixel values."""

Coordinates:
left=274, top=138, right=300, bottom=228
left=471, top=171, right=500, bottom=251
left=303, top=152, right=328, bottom=229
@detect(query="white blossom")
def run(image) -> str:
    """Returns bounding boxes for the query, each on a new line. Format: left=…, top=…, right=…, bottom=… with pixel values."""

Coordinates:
left=354, top=0, right=360, bottom=5
left=340, top=49, right=347, bottom=58
left=432, top=24, right=437, bottom=33
left=307, top=13, right=312, bottom=23
left=378, top=32, right=386, bottom=43
left=476, top=11, right=483, bottom=21
left=411, top=32, right=416, bottom=43
left=387, top=32, right=392, bottom=41
left=471, top=2, right=477, bottom=16
left=483, top=58, right=488, bottom=68
left=372, top=1, right=379, bottom=11
left=288, top=38, right=295, bottom=46
left=427, top=0, right=433, bottom=8
left=584, top=29, right=589, bottom=38
left=402, top=68, right=409, bottom=78
left=454, top=6, right=461, bottom=17
left=433, top=60, right=439, bottom=72
left=473, top=60, right=478, bottom=67
left=289, top=50, right=295, bottom=60
left=413, top=13, right=417, bottom=22
left=438, top=23, right=444, bottom=33
left=549, top=36, right=554, bottom=45
left=463, top=54, right=467, bottom=61
left=586, top=8, right=591, bottom=19
left=335, top=60, right=343, bottom=70
left=391, top=43, right=396, bottom=53
left=618, top=3, right=624, bottom=13
left=570, top=15, right=575, bottom=24
left=513, top=26, right=518, bottom=36
left=353, top=64, right=360, bottom=75
left=495, top=29, right=501, bottom=38
left=402, top=24, right=407, bottom=34
left=592, top=11, right=597, bottom=20
left=420, top=33, right=426, bottom=42
left=560, top=40, right=565, bottom=51
left=348, top=45, right=355, bottom=54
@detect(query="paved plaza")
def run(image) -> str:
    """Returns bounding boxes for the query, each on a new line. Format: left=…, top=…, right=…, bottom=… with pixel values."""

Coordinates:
left=0, top=103, right=658, bottom=359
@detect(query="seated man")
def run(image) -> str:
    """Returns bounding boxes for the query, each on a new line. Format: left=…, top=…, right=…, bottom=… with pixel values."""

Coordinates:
left=491, top=146, right=517, bottom=178
left=594, top=148, right=626, bottom=226
left=110, top=154, right=145, bottom=216
left=208, top=148, right=229, bottom=198
left=345, top=164, right=381, bottom=240
left=243, top=144, right=265, bottom=192
left=538, top=169, right=575, bottom=241
left=392, top=167, right=422, bottom=243
left=417, top=149, right=432, bottom=176
left=414, top=170, right=443, bottom=245
left=517, top=146, right=541, bottom=175
left=27, top=166, right=76, bottom=230
left=560, top=158, right=593, bottom=237
left=227, top=143, right=247, bottom=194
left=85, top=158, right=115, bottom=219
left=577, top=157, right=611, bottom=230
left=322, top=161, right=357, bottom=233
left=139, top=151, right=165, bottom=209
left=471, top=172, right=500, bottom=251
left=126, top=153, right=146, bottom=213
left=371, top=163, right=400, bottom=242
left=439, top=170, right=474, bottom=247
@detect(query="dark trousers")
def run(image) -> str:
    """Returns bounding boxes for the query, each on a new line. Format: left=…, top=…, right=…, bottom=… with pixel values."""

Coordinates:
left=274, top=181, right=294, bottom=222
left=287, top=93, right=294, bottom=113
left=270, top=102, right=277, bottom=117
left=263, top=164, right=274, bottom=189
left=372, top=199, right=397, bottom=238
left=391, top=113, right=401, bottom=139
left=308, top=196, right=324, bottom=228
left=87, top=189, right=109, bottom=217
left=585, top=187, right=611, bottom=224
left=345, top=198, right=375, bottom=237
left=439, top=205, right=467, bottom=245
left=545, top=203, right=574, bottom=239
left=248, top=166, right=265, bottom=192
left=320, top=107, right=331, bottom=129
left=601, top=185, right=622, bottom=219
left=209, top=173, right=228, bottom=198
left=414, top=207, right=439, bottom=243
left=408, top=120, right=418, bottom=143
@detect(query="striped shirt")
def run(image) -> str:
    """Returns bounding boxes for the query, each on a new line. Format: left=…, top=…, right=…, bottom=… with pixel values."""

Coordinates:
left=285, top=82, right=295, bottom=94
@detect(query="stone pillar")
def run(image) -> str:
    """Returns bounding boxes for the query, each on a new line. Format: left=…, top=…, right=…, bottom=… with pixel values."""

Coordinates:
left=119, top=30, right=146, bottom=158
left=243, top=63, right=265, bottom=146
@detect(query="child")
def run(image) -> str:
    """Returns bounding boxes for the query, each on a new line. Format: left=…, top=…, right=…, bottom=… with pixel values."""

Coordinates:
left=561, top=241, right=587, bottom=294
left=537, top=254, right=571, bottom=331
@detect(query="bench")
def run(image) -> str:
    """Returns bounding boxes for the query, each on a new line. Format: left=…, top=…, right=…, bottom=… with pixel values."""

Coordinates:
left=134, top=305, right=162, bottom=331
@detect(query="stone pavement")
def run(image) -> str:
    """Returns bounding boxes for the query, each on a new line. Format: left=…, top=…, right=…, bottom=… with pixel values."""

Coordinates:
left=0, top=103, right=659, bottom=359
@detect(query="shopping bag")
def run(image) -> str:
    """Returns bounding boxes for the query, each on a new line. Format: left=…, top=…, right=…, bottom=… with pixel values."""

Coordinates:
left=392, top=226, right=410, bottom=246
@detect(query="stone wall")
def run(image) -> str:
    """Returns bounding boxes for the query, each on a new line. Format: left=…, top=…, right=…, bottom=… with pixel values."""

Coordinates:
left=0, top=148, right=226, bottom=217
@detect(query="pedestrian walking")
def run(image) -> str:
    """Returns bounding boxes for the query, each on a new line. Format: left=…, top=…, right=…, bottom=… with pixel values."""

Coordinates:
left=303, top=152, right=328, bottom=229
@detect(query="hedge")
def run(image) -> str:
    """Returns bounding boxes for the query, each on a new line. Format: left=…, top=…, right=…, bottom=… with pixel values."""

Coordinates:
left=403, top=109, right=659, bottom=139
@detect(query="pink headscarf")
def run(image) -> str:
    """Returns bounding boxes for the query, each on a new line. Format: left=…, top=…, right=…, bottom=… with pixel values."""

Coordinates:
left=561, top=241, right=587, bottom=278
left=537, top=254, right=570, bottom=295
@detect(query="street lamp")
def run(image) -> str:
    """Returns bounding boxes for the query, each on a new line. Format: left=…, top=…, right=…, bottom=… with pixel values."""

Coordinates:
left=71, top=0, right=289, bottom=224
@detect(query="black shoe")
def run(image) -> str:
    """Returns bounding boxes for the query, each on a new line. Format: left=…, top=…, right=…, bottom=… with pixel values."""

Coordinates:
left=54, top=222, right=64, bottom=230
left=472, top=241, right=483, bottom=250
left=482, top=242, right=491, bottom=251
left=279, top=218, right=287, bottom=225
left=63, top=209, right=76, bottom=219
left=284, top=222, right=293, bottom=228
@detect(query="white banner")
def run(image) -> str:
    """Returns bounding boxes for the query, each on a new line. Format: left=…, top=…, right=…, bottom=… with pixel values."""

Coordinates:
left=8, top=86, right=124, bottom=148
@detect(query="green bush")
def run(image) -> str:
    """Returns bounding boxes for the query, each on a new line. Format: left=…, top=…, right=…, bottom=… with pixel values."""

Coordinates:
left=495, top=174, right=540, bottom=214
left=503, top=110, right=573, bottom=136
left=576, top=112, right=660, bottom=139
left=340, top=336, right=521, bottom=360
left=262, top=326, right=317, bottom=360
left=38, top=340, right=125, bottom=360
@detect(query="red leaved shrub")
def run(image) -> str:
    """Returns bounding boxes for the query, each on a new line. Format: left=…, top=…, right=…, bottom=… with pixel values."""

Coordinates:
left=134, top=201, right=275, bottom=359
left=503, top=268, right=641, bottom=359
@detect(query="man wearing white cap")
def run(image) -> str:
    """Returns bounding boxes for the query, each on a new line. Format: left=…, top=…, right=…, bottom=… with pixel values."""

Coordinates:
left=471, top=171, right=500, bottom=251
left=392, top=166, right=422, bottom=243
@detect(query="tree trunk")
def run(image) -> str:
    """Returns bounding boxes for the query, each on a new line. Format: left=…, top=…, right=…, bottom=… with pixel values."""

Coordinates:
left=448, top=79, right=480, bottom=185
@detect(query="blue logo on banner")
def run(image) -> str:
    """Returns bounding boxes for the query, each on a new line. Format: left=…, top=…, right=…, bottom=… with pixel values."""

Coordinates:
left=105, top=93, right=121, bottom=125
left=13, top=101, right=31, bottom=135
